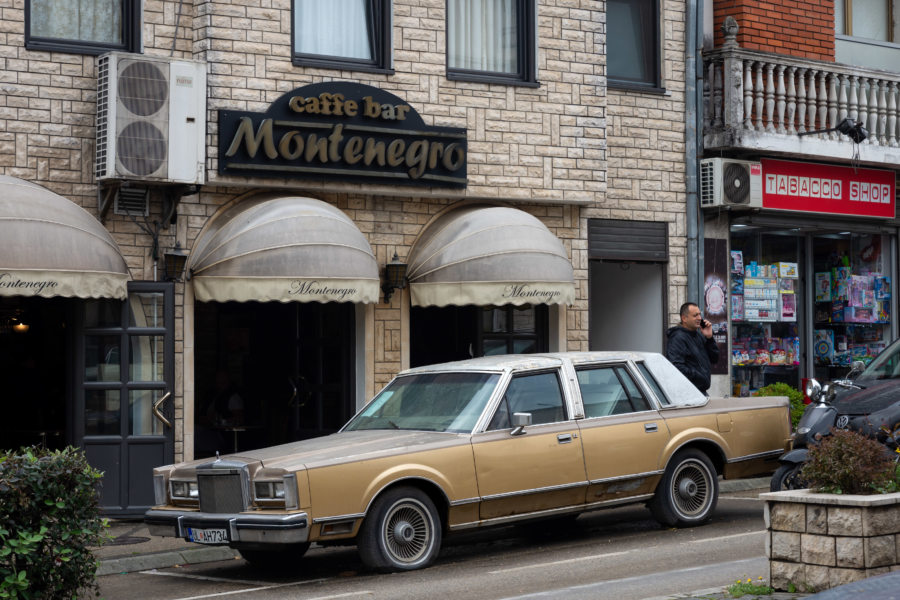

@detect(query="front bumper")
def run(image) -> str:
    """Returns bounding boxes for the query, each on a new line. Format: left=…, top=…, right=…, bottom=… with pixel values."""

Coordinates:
left=145, top=508, right=310, bottom=545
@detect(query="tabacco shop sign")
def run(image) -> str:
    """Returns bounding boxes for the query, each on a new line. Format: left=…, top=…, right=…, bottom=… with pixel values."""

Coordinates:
left=218, top=82, right=467, bottom=187
left=761, top=158, right=895, bottom=218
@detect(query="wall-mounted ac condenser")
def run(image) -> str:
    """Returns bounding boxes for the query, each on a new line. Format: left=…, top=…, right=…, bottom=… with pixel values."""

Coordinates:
left=700, top=158, right=763, bottom=209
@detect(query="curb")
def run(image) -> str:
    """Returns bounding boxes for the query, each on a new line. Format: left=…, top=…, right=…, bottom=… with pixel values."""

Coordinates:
left=96, top=477, right=771, bottom=576
left=97, top=546, right=239, bottom=576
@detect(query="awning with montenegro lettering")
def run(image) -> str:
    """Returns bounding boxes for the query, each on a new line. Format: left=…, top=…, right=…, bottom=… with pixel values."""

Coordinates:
left=188, top=195, right=380, bottom=304
left=407, top=205, right=576, bottom=307
left=0, top=176, right=129, bottom=299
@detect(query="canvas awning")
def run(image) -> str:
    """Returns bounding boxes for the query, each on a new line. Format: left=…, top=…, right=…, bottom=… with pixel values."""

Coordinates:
left=0, top=176, right=129, bottom=299
left=189, top=195, right=380, bottom=303
left=407, top=205, right=576, bottom=307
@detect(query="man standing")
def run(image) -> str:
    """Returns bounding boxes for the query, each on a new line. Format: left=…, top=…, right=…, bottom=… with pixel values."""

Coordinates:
left=666, top=302, right=719, bottom=394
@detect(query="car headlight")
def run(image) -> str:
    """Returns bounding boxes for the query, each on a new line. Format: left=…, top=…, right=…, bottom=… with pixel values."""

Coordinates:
left=254, top=481, right=285, bottom=499
left=171, top=480, right=199, bottom=499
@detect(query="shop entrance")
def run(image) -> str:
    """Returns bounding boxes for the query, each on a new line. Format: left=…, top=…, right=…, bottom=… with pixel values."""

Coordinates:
left=0, top=296, right=69, bottom=451
left=410, top=305, right=548, bottom=368
left=194, top=301, right=355, bottom=458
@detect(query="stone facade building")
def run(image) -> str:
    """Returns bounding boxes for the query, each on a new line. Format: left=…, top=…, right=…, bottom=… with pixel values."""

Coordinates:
left=0, top=0, right=691, bottom=515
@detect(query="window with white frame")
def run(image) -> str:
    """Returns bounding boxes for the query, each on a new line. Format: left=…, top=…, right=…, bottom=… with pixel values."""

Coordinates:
left=26, top=0, right=140, bottom=55
left=446, top=0, right=537, bottom=85
left=292, top=0, right=392, bottom=72
left=607, top=0, right=660, bottom=89
left=835, top=0, right=893, bottom=41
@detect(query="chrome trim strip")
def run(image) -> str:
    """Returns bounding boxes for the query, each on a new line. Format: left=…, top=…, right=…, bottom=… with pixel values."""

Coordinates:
left=449, top=497, right=480, bottom=507
left=479, top=480, right=589, bottom=502
left=588, top=470, right=662, bottom=485
left=726, top=449, right=783, bottom=463
left=448, top=494, right=655, bottom=531
left=312, top=513, right=365, bottom=525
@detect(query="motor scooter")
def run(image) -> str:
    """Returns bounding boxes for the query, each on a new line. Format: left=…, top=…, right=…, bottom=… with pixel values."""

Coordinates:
left=770, top=363, right=865, bottom=492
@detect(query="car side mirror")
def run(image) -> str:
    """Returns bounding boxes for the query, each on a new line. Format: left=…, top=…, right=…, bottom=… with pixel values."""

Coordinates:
left=511, top=412, right=532, bottom=436
left=848, top=360, right=866, bottom=379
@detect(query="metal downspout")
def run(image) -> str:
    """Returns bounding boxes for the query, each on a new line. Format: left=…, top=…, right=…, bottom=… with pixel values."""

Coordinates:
left=685, top=0, right=703, bottom=305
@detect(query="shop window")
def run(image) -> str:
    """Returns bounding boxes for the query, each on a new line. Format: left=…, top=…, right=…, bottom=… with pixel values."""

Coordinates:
left=446, top=0, right=537, bottom=86
left=292, top=0, right=392, bottom=73
left=607, top=0, right=661, bottom=90
left=811, top=233, right=890, bottom=382
left=481, top=305, right=547, bottom=355
left=730, top=231, right=802, bottom=395
left=26, top=0, right=141, bottom=55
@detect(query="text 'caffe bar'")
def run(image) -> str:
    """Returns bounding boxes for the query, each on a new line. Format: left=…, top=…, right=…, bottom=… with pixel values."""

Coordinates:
left=719, top=159, right=898, bottom=396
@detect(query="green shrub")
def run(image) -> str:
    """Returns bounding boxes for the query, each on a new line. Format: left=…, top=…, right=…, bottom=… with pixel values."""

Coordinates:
left=755, top=382, right=806, bottom=430
left=800, top=429, right=897, bottom=495
left=0, top=446, right=108, bottom=599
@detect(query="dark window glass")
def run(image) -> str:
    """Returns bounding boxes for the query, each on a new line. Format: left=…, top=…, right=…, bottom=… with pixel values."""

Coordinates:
left=489, top=371, right=566, bottom=429
left=607, top=0, right=659, bottom=88
left=27, top=0, right=140, bottom=55
left=292, top=0, right=392, bottom=72
left=637, top=362, right=670, bottom=405
left=447, top=0, right=537, bottom=85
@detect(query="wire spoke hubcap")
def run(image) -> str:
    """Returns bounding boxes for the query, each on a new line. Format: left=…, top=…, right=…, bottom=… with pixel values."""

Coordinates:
left=672, top=459, right=712, bottom=517
left=383, top=500, right=432, bottom=564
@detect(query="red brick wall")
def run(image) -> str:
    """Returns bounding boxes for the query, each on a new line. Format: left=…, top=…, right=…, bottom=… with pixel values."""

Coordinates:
left=714, top=0, right=835, bottom=61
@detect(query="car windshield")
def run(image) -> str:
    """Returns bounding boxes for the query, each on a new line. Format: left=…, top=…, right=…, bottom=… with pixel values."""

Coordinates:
left=857, top=338, right=900, bottom=381
left=343, top=372, right=501, bottom=433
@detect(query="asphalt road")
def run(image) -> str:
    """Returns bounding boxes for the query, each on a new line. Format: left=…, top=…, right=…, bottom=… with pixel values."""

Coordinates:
left=98, top=488, right=770, bottom=600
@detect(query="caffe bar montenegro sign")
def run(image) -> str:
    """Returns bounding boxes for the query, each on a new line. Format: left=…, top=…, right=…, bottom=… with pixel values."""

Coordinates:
left=218, top=82, right=467, bottom=187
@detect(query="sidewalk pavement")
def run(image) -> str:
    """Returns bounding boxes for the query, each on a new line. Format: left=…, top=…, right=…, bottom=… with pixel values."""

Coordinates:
left=96, top=477, right=813, bottom=599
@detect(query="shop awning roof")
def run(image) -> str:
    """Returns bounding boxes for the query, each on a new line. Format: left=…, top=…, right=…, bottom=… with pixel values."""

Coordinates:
left=407, top=205, right=576, bottom=307
left=189, top=195, right=380, bottom=304
left=0, top=176, right=129, bottom=300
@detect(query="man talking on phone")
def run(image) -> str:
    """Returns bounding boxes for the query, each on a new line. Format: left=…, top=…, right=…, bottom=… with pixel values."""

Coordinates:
left=666, top=302, right=719, bottom=394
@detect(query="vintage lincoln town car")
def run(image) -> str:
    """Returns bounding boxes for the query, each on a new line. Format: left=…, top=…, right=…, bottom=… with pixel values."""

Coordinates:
left=146, top=352, right=791, bottom=571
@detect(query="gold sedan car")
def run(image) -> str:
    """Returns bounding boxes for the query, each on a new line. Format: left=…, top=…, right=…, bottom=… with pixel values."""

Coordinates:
left=146, top=352, right=790, bottom=571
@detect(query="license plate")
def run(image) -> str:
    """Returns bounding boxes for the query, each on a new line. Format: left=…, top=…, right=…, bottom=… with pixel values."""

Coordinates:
left=187, top=527, right=228, bottom=544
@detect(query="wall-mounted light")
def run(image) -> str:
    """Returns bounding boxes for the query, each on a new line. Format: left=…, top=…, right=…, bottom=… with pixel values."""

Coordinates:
left=10, top=316, right=28, bottom=333
left=382, top=252, right=408, bottom=303
left=163, top=242, right=189, bottom=282
left=798, top=117, right=868, bottom=143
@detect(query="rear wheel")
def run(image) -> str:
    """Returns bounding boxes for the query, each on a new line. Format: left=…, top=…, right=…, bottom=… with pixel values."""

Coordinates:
left=357, top=486, right=442, bottom=572
left=237, top=543, right=310, bottom=569
left=649, top=449, right=718, bottom=527
left=770, top=463, right=806, bottom=491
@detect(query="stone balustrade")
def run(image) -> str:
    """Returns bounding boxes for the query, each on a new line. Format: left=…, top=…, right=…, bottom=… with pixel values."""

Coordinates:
left=702, top=20, right=900, bottom=167
left=760, top=490, right=900, bottom=593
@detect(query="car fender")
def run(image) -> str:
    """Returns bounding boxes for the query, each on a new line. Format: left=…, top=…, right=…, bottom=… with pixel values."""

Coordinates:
left=778, top=448, right=808, bottom=465
left=659, top=428, right=729, bottom=473
left=360, top=463, right=459, bottom=516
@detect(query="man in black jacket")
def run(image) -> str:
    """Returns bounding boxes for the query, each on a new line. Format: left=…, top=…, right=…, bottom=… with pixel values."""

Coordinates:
left=666, top=302, right=719, bottom=394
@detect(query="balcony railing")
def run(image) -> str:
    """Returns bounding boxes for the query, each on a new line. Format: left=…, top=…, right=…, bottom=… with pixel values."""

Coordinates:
left=702, top=19, right=900, bottom=167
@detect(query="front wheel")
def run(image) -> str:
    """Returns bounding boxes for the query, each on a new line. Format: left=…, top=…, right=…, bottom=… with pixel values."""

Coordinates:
left=770, top=463, right=806, bottom=491
left=649, top=449, right=718, bottom=527
left=357, top=486, right=442, bottom=572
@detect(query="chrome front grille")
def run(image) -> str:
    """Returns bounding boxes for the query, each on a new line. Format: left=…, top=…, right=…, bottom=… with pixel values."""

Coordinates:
left=196, top=463, right=249, bottom=513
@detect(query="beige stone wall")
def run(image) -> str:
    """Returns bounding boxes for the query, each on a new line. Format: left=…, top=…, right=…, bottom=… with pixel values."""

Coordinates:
left=0, top=0, right=690, bottom=459
left=597, top=0, right=689, bottom=330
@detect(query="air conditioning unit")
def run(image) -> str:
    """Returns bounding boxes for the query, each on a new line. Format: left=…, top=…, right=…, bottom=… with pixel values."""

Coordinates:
left=700, top=158, right=763, bottom=209
left=96, top=52, right=207, bottom=185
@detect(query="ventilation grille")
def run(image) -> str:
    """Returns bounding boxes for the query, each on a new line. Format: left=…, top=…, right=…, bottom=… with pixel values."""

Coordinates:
left=95, top=54, right=111, bottom=180
left=722, top=162, right=751, bottom=204
left=198, top=472, right=246, bottom=514
left=699, top=160, right=715, bottom=206
left=113, top=187, right=149, bottom=216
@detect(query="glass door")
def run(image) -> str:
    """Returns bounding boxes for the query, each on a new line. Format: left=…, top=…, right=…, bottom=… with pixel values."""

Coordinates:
left=78, top=282, right=174, bottom=516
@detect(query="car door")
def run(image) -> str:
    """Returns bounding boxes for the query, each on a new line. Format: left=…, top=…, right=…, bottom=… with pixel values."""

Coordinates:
left=471, top=370, right=588, bottom=521
left=575, top=363, right=671, bottom=505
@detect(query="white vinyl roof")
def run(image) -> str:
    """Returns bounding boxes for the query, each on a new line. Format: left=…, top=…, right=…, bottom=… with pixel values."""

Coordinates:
left=0, top=176, right=129, bottom=299
left=188, top=195, right=380, bottom=304
left=407, top=205, right=576, bottom=307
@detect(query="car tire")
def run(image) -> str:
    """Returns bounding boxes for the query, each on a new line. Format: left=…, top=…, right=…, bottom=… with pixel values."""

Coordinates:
left=357, top=486, right=442, bottom=572
left=649, top=449, right=718, bottom=527
left=770, top=463, right=805, bottom=492
left=237, top=543, right=310, bottom=569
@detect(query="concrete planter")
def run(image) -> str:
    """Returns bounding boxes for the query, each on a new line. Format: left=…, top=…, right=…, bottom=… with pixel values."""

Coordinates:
left=760, top=490, right=900, bottom=593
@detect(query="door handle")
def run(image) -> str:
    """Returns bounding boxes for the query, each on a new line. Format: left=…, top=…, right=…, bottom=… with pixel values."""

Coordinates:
left=557, top=433, right=574, bottom=444
left=153, top=391, right=172, bottom=428
left=644, top=423, right=658, bottom=433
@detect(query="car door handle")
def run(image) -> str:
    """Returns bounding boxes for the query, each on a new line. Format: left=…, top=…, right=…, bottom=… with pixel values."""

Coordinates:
left=557, top=433, right=574, bottom=444
left=644, top=423, right=658, bottom=433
